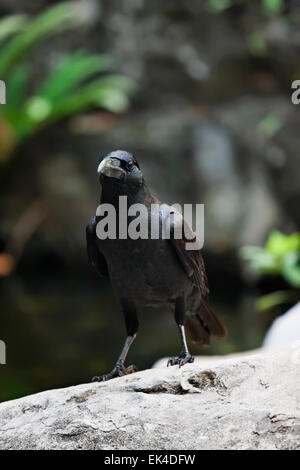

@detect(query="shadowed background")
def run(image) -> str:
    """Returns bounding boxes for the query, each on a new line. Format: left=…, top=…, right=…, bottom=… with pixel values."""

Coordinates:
left=0, top=0, right=300, bottom=402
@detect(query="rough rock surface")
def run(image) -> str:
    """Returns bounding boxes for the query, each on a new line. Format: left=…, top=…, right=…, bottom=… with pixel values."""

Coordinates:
left=263, top=302, right=300, bottom=349
left=0, top=346, right=299, bottom=450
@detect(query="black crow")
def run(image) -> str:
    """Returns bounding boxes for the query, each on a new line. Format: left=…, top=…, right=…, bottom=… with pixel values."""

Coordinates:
left=86, top=150, right=226, bottom=381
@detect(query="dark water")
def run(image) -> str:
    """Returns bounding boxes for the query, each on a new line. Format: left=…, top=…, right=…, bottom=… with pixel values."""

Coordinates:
left=0, top=268, right=271, bottom=403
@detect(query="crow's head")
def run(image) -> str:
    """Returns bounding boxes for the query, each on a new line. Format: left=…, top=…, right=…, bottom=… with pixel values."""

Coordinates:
left=97, top=150, right=143, bottom=190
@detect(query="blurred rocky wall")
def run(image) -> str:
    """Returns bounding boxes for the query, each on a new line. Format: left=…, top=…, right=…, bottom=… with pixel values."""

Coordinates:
left=1, top=0, right=299, bottom=268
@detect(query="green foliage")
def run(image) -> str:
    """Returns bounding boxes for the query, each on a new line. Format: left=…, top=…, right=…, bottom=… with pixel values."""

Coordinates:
left=0, top=3, right=81, bottom=77
left=255, top=290, right=296, bottom=312
left=3, top=55, right=134, bottom=139
left=241, top=231, right=300, bottom=311
left=247, top=32, right=267, bottom=57
left=0, top=3, right=135, bottom=161
left=205, top=0, right=283, bottom=16
left=0, top=15, right=27, bottom=45
left=37, top=52, right=112, bottom=102
left=258, top=114, right=282, bottom=138
left=206, top=0, right=233, bottom=13
left=262, top=0, right=283, bottom=16
left=241, top=231, right=300, bottom=287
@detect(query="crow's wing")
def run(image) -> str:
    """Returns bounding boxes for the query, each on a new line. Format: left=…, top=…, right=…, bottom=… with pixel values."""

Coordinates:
left=165, top=209, right=209, bottom=297
left=165, top=209, right=226, bottom=342
left=86, top=216, right=109, bottom=278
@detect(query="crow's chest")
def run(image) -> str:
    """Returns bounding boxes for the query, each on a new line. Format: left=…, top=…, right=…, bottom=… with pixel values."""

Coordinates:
left=99, top=238, right=188, bottom=305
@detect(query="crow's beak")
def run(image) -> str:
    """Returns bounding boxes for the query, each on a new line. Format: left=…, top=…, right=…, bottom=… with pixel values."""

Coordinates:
left=97, top=157, right=125, bottom=180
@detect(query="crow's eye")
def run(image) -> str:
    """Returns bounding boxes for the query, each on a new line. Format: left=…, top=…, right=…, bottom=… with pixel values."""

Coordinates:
left=127, top=161, right=134, bottom=170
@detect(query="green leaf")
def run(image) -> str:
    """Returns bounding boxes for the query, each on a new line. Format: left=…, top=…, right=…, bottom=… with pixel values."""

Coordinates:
left=0, top=65, right=30, bottom=130
left=282, top=252, right=300, bottom=287
left=266, top=231, right=300, bottom=256
left=240, top=246, right=280, bottom=274
left=0, top=2, right=82, bottom=77
left=241, top=231, right=300, bottom=289
left=286, top=232, right=300, bottom=251
left=282, top=265, right=300, bottom=287
left=258, top=114, right=282, bottom=138
left=17, top=75, right=136, bottom=137
left=37, top=51, right=112, bottom=102
left=45, top=75, right=135, bottom=118
left=255, top=290, right=295, bottom=312
left=206, top=0, right=232, bottom=13
left=0, top=14, right=27, bottom=46
left=247, top=32, right=267, bottom=57
left=5, top=64, right=29, bottom=107
left=262, top=0, right=283, bottom=16
left=25, top=96, right=52, bottom=122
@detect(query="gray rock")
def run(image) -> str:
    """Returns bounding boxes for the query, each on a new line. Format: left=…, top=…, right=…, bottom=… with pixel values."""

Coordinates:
left=0, top=346, right=299, bottom=450
left=263, top=302, right=300, bottom=349
left=192, top=123, right=244, bottom=246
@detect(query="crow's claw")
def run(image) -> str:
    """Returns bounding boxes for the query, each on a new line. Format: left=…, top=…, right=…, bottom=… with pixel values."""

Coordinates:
left=167, top=355, right=194, bottom=368
left=178, top=355, right=194, bottom=368
left=167, top=358, right=176, bottom=367
left=91, top=363, right=137, bottom=382
left=124, top=364, right=137, bottom=375
left=91, top=374, right=106, bottom=382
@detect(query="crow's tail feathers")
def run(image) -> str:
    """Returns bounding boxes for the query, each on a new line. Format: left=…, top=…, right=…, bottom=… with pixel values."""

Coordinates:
left=184, top=299, right=227, bottom=346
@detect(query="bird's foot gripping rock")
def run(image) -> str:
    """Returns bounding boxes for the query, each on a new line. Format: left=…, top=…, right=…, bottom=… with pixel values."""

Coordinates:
left=167, top=354, right=194, bottom=368
left=91, top=363, right=137, bottom=382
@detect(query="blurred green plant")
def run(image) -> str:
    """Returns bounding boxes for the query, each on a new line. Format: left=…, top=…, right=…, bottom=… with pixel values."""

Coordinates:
left=206, top=0, right=283, bottom=15
left=257, top=113, right=282, bottom=138
left=0, top=2, right=135, bottom=163
left=206, top=0, right=233, bottom=13
left=247, top=32, right=267, bottom=57
left=240, top=231, right=300, bottom=311
left=262, top=0, right=283, bottom=16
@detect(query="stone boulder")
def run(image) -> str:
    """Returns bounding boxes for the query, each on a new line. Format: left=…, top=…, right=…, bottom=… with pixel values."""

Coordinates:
left=0, top=345, right=299, bottom=450
left=263, top=302, right=300, bottom=349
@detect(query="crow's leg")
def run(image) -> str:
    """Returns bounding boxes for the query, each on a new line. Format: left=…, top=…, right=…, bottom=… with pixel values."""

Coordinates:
left=167, top=296, right=194, bottom=368
left=92, top=298, right=138, bottom=382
